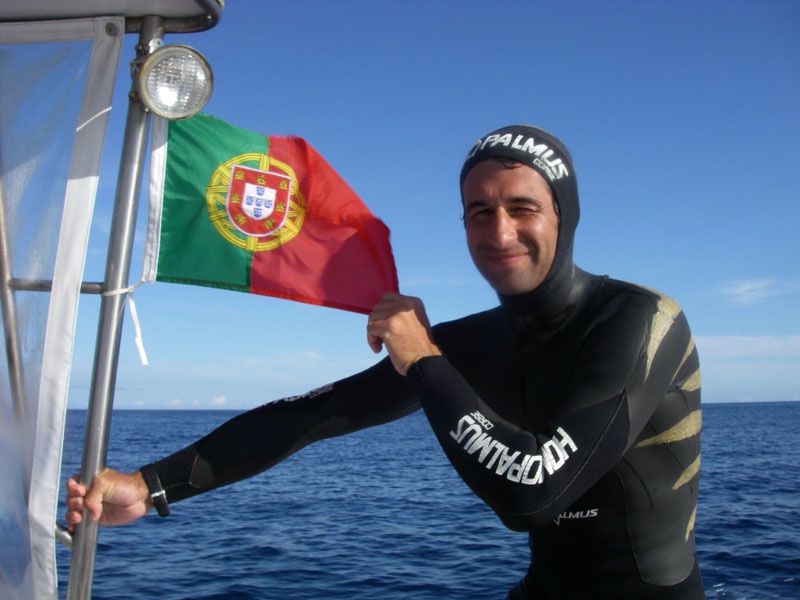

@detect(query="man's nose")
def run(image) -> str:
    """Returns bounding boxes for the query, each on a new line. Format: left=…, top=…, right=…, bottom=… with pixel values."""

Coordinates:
left=488, top=210, right=516, bottom=245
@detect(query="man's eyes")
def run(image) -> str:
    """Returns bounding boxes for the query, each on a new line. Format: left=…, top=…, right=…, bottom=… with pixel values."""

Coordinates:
left=466, top=207, right=489, bottom=217
left=465, top=207, right=494, bottom=222
left=508, top=206, right=538, bottom=217
left=465, top=200, right=542, bottom=222
left=467, top=207, right=538, bottom=220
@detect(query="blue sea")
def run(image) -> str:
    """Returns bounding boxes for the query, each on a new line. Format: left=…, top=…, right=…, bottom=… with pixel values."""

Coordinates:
left=57, top=402, right=800, bottom=599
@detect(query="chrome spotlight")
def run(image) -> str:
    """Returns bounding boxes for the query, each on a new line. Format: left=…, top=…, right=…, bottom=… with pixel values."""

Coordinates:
left=138, top=45, right=213, bottom=119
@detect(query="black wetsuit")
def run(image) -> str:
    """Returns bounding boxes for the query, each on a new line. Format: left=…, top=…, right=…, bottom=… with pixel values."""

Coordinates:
left=150, top=125, right=703, bottom=598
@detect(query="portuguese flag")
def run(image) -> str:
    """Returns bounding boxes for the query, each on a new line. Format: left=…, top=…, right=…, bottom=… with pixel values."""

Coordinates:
left=144, top=114, right=398, bottom=314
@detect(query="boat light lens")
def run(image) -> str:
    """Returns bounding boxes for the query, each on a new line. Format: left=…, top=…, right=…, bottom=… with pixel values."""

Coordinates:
left=139, top=45, right=213, bottom=119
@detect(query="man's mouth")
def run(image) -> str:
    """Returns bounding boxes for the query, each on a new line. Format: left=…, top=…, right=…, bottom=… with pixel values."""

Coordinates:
left=483, top=250, right=530, bottom=266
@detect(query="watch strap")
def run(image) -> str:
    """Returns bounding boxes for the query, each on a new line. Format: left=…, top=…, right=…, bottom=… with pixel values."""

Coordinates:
left=140, top=463, right=171, bottom=517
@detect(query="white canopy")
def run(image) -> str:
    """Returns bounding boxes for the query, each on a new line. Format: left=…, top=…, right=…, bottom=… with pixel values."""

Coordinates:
left=0, top=2, right=221, bottom=599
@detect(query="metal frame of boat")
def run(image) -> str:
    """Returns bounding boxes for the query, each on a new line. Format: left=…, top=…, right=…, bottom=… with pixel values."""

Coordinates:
left=0, top=2, right=223, bottom=598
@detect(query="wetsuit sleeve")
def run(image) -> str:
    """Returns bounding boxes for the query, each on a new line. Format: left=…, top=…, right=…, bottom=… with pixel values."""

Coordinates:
left=408, top=293, right=696, bottom=531
left=152, top=357, right=418, bottom=504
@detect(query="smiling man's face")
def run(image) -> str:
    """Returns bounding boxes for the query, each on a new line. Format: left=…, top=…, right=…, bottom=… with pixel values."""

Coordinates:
left=462, top=160, right=559, bottom=295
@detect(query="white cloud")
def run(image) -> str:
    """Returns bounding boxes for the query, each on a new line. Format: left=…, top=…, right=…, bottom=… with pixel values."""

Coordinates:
left=716, top=278, right=798, bottom=306
left=166, top=398, right=182, bottom=407
left=695, top=335, right=800, bottom=360
left=209, top=395, right=228, bottom=407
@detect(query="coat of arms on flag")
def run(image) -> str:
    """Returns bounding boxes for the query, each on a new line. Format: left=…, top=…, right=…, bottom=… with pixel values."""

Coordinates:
left=203, top=151, right=306, bottom=253
left=144, top=113, right=398, bottom=314
left=226, top=166, right=292, bottom=237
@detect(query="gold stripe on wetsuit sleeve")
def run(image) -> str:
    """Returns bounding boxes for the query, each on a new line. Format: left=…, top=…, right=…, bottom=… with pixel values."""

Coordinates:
left=685, top=507, right=697, bottom=541
left=672, top=454, right=701, bottom=490
left=679, top=368, right=701, bottom=392
left=644, top=293, right=681, bottom=380
left=635, top=410, right=702, bottom=448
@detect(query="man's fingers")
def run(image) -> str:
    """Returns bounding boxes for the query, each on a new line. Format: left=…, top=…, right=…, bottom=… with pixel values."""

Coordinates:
left=66, top=512, right=82, bottom=531
left=66, top=501, right=82, bottom=520
left=82, top=501, right=102, bottom=522
left=367, top=311, right=399, bottom=353
left=367, top=331, right=384, bottom=354
left=66, top=477, right=85, bottom=496
left=83, top=474, right=113, bottom=522
left=367, top=293, right=397, bottom=353
left=65, top=492, right=87, bottom=530
left=65, top=477, right=88, bottom=527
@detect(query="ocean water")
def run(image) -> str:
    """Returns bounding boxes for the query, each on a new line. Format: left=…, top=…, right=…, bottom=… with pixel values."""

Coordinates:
left=56, top=402, right=800, bottom=599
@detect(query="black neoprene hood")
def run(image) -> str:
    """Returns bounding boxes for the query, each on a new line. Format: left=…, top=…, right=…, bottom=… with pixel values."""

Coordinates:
left=460, top=125, right=585, bottom=335
left=460, top=124, right=580, bottom=273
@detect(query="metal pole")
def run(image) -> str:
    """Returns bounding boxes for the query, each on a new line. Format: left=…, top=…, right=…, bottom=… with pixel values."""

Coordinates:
left=0, top=178, right=27, bottom=429
left=66, top=16, right=164, bottom=600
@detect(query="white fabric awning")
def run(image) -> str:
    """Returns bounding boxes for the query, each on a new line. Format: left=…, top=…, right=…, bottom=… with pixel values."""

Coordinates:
left=0, top=16, right=123, bottom=600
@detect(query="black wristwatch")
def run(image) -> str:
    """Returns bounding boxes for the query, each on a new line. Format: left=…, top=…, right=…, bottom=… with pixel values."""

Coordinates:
left=140, top=463, right=171, bottom=517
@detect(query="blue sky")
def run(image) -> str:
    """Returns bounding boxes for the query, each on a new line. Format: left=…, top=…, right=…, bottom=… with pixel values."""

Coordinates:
left=70, top=0, right=799, bottom=409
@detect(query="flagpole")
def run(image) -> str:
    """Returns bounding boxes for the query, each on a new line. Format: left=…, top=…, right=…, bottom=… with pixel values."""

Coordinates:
left=65, top=15, right=164, bottom=600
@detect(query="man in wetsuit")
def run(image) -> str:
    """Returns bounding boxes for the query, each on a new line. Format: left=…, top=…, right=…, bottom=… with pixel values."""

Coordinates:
left=67, top=125, right=703, bottom=598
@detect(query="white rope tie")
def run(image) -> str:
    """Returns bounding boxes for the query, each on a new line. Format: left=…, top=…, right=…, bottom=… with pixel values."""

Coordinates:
left=101, top=281, right=149, bottom=366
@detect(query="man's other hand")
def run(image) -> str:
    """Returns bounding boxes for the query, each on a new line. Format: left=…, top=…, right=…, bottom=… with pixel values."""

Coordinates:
left=65, top=468, right=152, bottom=531
left=367, top=292, right=442, bottom=375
